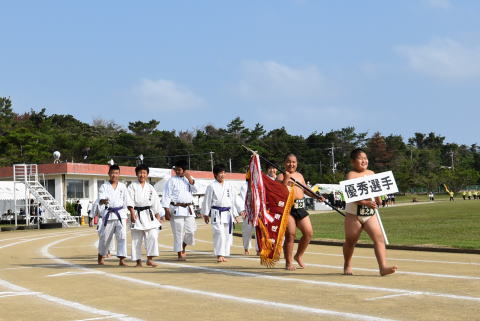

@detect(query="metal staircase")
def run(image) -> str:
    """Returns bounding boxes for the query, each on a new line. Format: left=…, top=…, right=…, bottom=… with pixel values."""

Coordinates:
left=13, top=164, right=79, bottom=228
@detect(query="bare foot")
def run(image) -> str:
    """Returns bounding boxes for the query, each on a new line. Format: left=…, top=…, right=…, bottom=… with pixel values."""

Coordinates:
left=294, top=254, right=305, bottom=269
left=135, top=260, right=143, bottom=268
left=97, top=254, right=105, bottom=265
left=223, top=257, right=228, bottom=262
left=380, top=265, right=397, bottom=276
left=343, top=264, right=353, bottom=275
left=217, top=256, right=224, bottom=263
left=119, top=259, right=128, bottom=267
left=177, top=255, right=187, bottom=261
left=243, top=249, right=249, bottom=255
left=285, top=263, right=296, bottom=271
left=146, top=260, right=158, bottom=267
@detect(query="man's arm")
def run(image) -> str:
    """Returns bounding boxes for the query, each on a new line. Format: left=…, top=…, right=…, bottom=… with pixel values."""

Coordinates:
left=126, top=185, right=137, bottom=222
left=161, top=179, right=172, bottom=220
left=201, top=185, right=212, bottom=224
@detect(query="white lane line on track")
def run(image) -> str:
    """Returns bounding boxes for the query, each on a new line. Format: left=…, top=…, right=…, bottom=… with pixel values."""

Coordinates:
left=47, top=235, right=397, bottom=321
left=0, top=291, right=39, bottom=298
left=0, top=232, right=91, bottom=250
left=0, top=230, right=86, bottom=242
left=365, top=293, right=417, bottom=301
left=47, top=271, right=104, bottom=277
left=196, top=238, right=480, bottom=281
left=154, top=244, right=480, bottom=303
left=1, top=267, right=33, bottom=271
left=300, top=263, right=480, bottom=281
left=304, top=251, right=480, bottom=266
left=74, top=316, right=121, bottom=321
left=0, top=279, right=143, bottom=321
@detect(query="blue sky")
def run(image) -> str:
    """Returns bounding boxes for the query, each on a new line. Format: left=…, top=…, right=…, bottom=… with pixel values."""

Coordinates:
left=1, top=0, right=479, bottom=145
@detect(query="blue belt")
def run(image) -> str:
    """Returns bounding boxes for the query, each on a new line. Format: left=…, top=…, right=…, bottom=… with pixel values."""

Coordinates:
left=211, top=206, right=230, bottom=212
left=103, top=206, right=123, bottom=227
left=211, top=206, right=233, bottom=234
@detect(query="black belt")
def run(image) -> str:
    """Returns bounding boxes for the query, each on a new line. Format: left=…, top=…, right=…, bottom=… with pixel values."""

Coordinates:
left=170, top=202, right=193, bottom=208
left=134, top=206, right=154, bottom=221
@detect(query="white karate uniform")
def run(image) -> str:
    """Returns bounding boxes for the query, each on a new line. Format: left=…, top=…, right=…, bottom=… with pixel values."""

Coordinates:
left=127, top=181, right=164, bottom=261
left=202, top=180, right=239, bottom=257
left=237, top=182, right=259, bottom=252
left=161, top=176, right=197, bottom=253
left=97, top=182, right=128, bottom=258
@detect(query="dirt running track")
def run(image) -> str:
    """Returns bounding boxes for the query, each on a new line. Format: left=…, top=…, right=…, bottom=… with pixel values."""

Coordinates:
left=1, top=222, right=479, bottom=321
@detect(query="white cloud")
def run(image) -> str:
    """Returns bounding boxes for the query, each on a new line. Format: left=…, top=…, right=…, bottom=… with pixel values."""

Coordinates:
left=424, top=0, right=452, bottom=9
left=397, top=38, right=480, bottom=79
left=235, top=60, right=333, bottom=103
left=133, top=79, right=206, bottom=111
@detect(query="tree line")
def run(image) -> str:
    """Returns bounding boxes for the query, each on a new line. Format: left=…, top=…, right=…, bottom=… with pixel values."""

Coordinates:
left=1, top=97, right=479, bottom=192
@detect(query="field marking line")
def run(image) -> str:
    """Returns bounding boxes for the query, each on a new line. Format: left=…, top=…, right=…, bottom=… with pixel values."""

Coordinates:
left=196, top=237, right=480, bottom=281
left=304, top=251, right=480, bottom=266
left=1, top=266, right=33, bottom=271
left=155, top=243, right=480, bottom=303
left=0, top=231, right=90, bottom=250
left=73, top=316, right=121, bottom=321
left=295, top=263, right=480, bottom=281
left=47, top=271, right=104, bottom=277
left=0, top=291, right=39, bottom=298
left=0, top=278, right=143, bottom=321
left=365, top=293, right=417, bottom=301
left=0, top=230, right=87, bottom=242
left=45, top=235, right=398, bottom=321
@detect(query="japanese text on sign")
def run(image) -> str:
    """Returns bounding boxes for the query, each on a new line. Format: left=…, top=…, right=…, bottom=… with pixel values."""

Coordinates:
left=339, top=171, right=398, bottom=203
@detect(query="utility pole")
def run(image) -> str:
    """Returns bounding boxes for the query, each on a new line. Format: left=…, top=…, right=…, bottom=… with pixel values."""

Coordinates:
left=449, top=151, right=455, bottom=170
left=326, top=144, right=337, bottom=173
left=229, top=158, right=232, bottom=172
left=209, top=151, right=214, bottom=171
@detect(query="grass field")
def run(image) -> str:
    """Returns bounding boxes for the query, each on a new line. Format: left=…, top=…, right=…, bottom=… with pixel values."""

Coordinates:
left=235, top=199, right=480, bottom=250
left=310, top=200, right=480, bottom=249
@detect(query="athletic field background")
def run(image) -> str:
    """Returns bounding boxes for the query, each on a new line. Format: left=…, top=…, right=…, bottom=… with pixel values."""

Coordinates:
left=236, top=197, right=480, bottom=249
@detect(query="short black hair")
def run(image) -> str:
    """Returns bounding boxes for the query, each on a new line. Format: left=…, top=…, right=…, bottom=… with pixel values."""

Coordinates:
left=266, top=163, right=276, bottom=170
left=135, top=164, right=149, bottom=174
left=284, top=152, right=297, bottom=161
left=213, top=164, right=226, bottom=176
left=350, top=148, right=367, bottom=160
left=174, top=159, right=188, bottom=171
left=108, top=164, right=120, bottom=173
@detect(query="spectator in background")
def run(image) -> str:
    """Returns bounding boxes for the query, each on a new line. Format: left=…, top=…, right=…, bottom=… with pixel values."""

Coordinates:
left=76, top=200, right=82, bottom=216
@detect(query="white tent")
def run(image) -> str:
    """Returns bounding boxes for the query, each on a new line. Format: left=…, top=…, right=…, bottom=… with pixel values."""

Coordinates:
left=0, top=181, right=30, bottom=215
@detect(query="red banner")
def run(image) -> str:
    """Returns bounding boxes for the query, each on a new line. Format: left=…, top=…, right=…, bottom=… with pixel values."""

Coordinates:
left=245, top=154, right=294, bottom=267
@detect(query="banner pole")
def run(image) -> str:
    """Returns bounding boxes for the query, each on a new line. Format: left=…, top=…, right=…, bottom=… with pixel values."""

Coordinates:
left=242, top=145, right=345, bottom=217
left=374, top=206, right=389, bottom=245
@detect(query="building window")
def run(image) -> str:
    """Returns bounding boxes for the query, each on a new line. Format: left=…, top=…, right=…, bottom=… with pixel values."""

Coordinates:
left=97, top=179, right=105, bottom=192
left=67, top=179, right=89, bottom=199
left=41, top=179, right=56, bottom=198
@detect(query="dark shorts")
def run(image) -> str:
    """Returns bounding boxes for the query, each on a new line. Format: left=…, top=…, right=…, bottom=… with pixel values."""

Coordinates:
left=290, top=207, right=309, bottom=221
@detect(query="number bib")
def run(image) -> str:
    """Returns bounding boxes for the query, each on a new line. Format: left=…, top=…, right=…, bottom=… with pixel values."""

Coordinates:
left=357, top=205, right=375, bottom=217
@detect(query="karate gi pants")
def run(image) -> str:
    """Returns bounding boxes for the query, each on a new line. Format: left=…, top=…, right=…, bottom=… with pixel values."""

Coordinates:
left=97, top=221, right=116, bottom=254
left=242, top=219, right=259, bottom=251
left=131, top=228, right=159, bottom=261
left=170, top=216, right=196, bottom=253
left=212, top=223, right=232, bottom=257
left=99, top=219, right=127, bottom=258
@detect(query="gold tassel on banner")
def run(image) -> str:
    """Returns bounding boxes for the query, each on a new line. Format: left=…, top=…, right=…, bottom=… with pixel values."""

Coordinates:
left=259, top=187, right=295, bottom=267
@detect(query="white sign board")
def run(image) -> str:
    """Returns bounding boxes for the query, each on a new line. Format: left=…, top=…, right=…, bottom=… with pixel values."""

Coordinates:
left=339, top=171, right=398, bottom=203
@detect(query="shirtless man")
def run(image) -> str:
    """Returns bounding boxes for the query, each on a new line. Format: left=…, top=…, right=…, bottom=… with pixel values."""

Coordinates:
left=277, top=153, right=322, bottom=271
left=343, top=148, right=397, bottom=276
